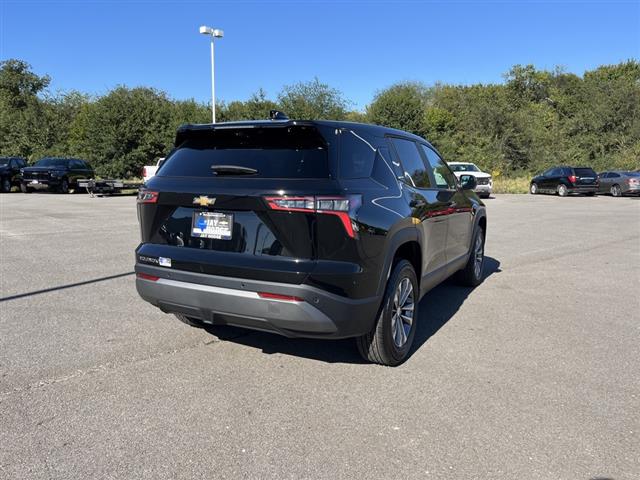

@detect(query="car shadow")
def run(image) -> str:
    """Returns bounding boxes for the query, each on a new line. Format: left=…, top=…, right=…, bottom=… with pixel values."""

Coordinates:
left=201, top=256, right=501, bottom=365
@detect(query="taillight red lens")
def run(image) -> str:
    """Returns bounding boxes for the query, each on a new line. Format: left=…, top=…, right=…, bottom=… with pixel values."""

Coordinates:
left=137, top=190, right=159, bottom=204
left=264, top=195, right=361, bottom=238
left=258, top=292, right=304, bottom=302
left=136, top=272, right=159, bottom=281
left=568, top=175, right=577, bottom=183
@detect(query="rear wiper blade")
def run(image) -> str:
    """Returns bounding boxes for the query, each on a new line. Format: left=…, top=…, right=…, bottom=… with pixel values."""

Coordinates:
left=210, top=165, right=258, bottom=175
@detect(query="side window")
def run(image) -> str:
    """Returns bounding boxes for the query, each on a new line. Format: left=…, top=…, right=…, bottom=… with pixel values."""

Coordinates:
left=562, top=167, right=572, bottom=176
left=549, top=168, right=561, bottom=176
left=389, top=137, right=431, bottom=188
left=339, top=129, right=376, bottom=179
left=421, top=144, right=457, bottom=189
left=9, top=159, right=16, bottom=168
left=611, top=172, right=620, bottom=178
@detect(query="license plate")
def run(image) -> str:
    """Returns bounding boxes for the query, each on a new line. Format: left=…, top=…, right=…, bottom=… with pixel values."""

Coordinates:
left=31, top=180, right=39, bottom=184
left=191, top=211, right=233, bottom=240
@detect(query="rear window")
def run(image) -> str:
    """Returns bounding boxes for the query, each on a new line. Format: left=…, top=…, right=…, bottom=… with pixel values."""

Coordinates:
left=574, top=168, right=596, bottom=177
left=339, top=129, right=376, bottom=179
left=160, top=126, right=329, bottom=179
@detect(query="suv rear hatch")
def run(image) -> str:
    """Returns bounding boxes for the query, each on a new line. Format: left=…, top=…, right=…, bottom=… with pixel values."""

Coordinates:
left=136, top=124, right=359, bottom=285
left=571, top=167, right=598, bottom=187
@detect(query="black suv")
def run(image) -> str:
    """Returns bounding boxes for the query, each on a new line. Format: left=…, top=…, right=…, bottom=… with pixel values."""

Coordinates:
left=0, top=157, right=27, bottom=192
left=529, top=166, right=598, bottom=196
left=135, top=120, right=487, bottom=365
left=20, top=157, right=94, bottom=193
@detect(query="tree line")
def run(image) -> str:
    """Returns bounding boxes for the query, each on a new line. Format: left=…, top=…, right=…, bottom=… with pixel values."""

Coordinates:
left=1, top=58, right=638, bottom=178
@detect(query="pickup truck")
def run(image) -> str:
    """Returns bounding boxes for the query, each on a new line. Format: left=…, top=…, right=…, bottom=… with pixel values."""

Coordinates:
left=142, top=158, right=165, bottom=183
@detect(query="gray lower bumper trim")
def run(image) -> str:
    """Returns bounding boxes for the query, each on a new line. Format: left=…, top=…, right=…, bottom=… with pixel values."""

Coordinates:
left=137, top=276, right=339, bottom=334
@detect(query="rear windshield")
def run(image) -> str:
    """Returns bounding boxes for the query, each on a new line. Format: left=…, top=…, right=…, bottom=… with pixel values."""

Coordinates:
left=574, top=168, right=596, bottom=177
left=159, top=126, right=329, bottom=179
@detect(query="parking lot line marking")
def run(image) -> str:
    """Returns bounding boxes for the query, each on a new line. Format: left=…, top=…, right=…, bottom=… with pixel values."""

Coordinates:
left=0, top=271, right=134, bottom=302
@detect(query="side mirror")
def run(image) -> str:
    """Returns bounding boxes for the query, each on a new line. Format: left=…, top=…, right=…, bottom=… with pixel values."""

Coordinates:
left=460, top=174, right=477, bottom=190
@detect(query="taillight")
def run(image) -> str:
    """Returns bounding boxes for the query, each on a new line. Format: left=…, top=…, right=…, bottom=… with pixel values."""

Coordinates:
left=264, top=195, right=361, bottom=238
left=136, top=272, right=159, bottom=281
left=137, top=189, right=159, bottom=204
left=258, top=292, right=304, bottom=302
left=628, top=178, right=639, bottom=185
left=568, top=175, right=577, bottom=183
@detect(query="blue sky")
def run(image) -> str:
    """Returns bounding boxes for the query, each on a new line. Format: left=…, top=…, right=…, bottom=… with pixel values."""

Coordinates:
left=1, top=0, right=639, bottom=110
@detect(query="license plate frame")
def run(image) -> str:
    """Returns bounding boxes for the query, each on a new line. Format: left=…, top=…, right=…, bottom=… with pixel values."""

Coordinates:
left=191, top=211, right=233, bottom=240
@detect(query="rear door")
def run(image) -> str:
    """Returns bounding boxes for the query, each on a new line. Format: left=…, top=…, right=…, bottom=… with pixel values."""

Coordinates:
left=137, top=125, right=354, bottom=284
left=387, top=137, right=448, bottom=277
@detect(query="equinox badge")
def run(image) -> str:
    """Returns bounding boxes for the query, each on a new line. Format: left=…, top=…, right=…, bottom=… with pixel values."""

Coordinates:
left=193, top=196, right=216, bottom=207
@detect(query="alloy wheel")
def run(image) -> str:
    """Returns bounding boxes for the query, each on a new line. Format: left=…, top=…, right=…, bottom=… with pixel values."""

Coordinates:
left=558, top=185, right=568, bottom=197
left=611, top=185, right=621, bottom=197
left=391, top=277, right=414, bottom=348
left=473, top=233, right=484, bottom=279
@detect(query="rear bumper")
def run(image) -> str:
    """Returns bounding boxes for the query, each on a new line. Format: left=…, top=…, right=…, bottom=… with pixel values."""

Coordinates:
left=135, top=265, right=381, bottom=339
left=568, top=185, right=597, bottom=193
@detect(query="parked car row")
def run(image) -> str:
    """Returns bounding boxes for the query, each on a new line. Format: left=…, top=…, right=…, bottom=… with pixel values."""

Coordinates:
left=529, top=166, right=640, bottom=197
left=0, top=157, right=95, bottom=193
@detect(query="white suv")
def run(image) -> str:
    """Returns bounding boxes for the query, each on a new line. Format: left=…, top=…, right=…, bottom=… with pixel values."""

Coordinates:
left=448, top=162, right=492, bottom=198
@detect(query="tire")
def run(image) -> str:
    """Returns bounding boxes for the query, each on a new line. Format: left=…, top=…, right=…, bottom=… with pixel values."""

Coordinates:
left=530, top=183, right=538, bottom=195
left=356, top=259, right=418, bottom=366
left=456, top=226, right=485, bottom=287
left=20, top=183, right=31, bottom=193
left=557, top=184, right=568, bottom=197
left=58, top=178, right=69, bottom=194
left=1, top=177, right=11, bottom=193
left=174, top=314, right=204, bottom=328
left=611, top=184, right=622, bottom=197
left=585, top=192, right=595, bottom=197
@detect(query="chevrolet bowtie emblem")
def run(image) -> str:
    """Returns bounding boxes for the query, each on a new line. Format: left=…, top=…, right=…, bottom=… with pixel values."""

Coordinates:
left=193, top=196, right=216, bottom=207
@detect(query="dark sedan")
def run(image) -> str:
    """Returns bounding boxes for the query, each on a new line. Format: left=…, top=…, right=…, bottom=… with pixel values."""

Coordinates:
left=20, top=158, right=94, bottom=193
left=597, top=171, right=640, bottom=196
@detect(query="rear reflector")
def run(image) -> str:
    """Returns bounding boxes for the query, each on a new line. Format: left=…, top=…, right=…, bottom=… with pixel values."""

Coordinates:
left=137, top=272, right=159, bottom=281
left=258, top=292, right=304, bottom=302
left=264, top=195, right=361, bottom=238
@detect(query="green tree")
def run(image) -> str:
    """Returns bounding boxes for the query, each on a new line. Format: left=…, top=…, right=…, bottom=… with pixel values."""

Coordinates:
left=366, top=82, right=431, bottom=136
left=277, top=78, right=349, bottom=120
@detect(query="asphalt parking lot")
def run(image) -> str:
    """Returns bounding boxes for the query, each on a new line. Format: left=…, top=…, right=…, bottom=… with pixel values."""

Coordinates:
left=0, top=192, right=639, bottom=479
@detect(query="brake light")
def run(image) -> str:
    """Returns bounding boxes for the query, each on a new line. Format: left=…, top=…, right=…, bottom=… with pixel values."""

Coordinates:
left=258, top=292, right=304, bottom=302
left=136, top=272, right=159, bottom=281
left=137, top=190, right=159, bottom=204
left=628, top=178, right=639, bottom=184
left=568, top=175, right=577, bottom=183
left=264, top=195, right=361, bottom=238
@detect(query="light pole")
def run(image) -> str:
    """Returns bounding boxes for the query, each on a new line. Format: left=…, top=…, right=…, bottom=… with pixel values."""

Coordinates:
left=199, top=25, right=224, bottom=123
